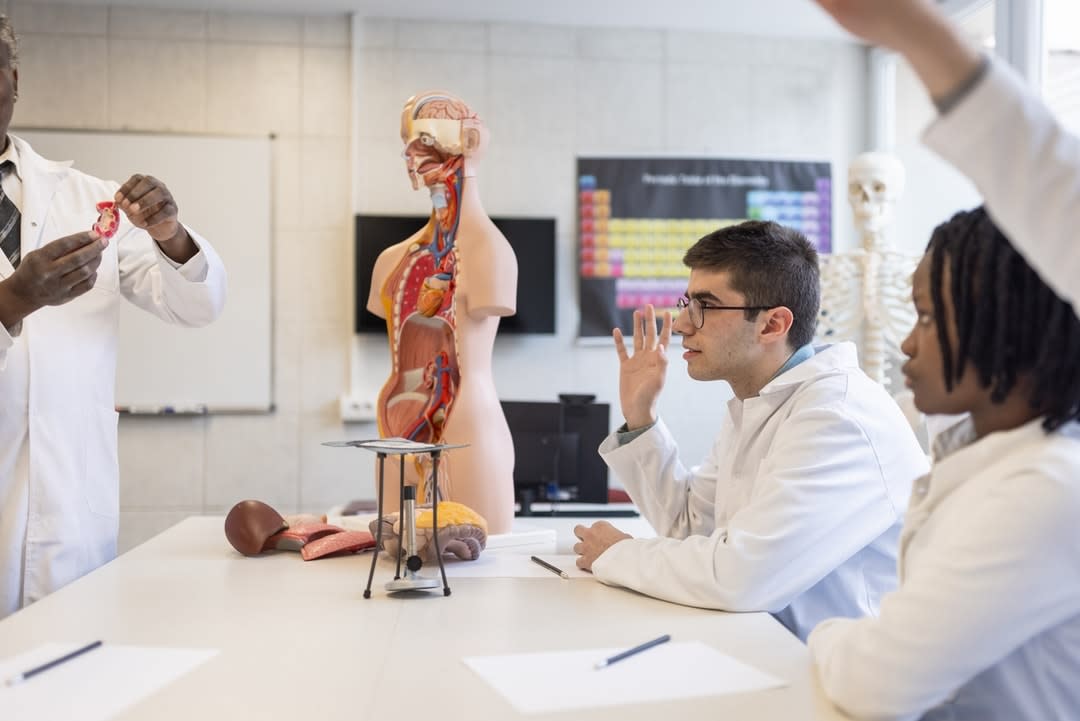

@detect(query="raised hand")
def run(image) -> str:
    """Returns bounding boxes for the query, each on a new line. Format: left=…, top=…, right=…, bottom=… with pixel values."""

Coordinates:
left=812, top=0, right=981, bottom=100
left=612, top=304, right=673, bottom=430
left=0, top=231, right=106, bottom=327
left=813, top=0, right=938, bottom=50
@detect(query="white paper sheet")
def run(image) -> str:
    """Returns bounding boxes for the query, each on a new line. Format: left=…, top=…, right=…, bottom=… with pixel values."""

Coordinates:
left=0, top=642, right=217, bottom=721
left=412, top=553, right=592, bottom=579
left=464, top=640, right=786, bottom=713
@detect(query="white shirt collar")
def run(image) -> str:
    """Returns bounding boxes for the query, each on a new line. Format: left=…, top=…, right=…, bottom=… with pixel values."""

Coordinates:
left=0, top=134, right=22, bottom=181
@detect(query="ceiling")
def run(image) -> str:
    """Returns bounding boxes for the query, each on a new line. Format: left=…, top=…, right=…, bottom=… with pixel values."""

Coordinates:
left=25, top=0, right=859, bottom=39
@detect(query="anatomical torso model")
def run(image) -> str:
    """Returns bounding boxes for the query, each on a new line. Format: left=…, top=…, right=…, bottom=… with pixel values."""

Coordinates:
left=367, top=91, right=518, bottom=534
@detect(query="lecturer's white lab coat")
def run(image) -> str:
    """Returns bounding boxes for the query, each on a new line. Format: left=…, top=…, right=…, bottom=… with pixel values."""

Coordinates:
left=594, top=342, right=927, bottom=641
left=0, top=135, right=226, bottom=618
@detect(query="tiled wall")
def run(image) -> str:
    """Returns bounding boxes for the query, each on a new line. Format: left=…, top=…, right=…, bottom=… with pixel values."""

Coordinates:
left=4, top=1, right=357, bottom=551
left=3, top=2, right=870, bottom=553
left=349, top=18, right=870, bottom=481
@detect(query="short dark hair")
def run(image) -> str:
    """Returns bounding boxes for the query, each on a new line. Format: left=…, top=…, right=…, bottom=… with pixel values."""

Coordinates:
left=683, top=220, right=820, bottom=348
left=928, top=206, right=1080, bottom=431
left=0, top=16, right=17, bottom=69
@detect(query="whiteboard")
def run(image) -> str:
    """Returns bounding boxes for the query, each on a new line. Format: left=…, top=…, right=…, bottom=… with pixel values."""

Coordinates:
left=16, top=128, right=273, bottom=412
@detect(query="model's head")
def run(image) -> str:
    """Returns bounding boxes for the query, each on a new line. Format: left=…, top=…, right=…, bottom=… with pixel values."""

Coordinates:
left=0, top=16, right=19, bottom=144
left=900, top=206, right=1080, bottom=431
left=400, top=90, right=487, bottom=189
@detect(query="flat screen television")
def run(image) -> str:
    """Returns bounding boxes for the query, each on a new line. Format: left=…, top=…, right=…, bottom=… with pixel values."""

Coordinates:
left=354, top=214, right=557, bottom=335
left=501, top=396, right=610, bottom=514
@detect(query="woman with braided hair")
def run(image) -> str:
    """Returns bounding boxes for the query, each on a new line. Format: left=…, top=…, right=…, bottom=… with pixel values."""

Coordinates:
left=808, top=206, right=1080, bottom=721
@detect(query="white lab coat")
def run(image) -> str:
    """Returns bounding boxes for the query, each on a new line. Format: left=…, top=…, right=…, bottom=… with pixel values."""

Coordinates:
left=0, top=135, right=227, bottom=618
left=924, top=57, right=1080, bottom=315
left=809, top=417, right=1080, bottom=721
left=593, top=342, right=927, bottom=641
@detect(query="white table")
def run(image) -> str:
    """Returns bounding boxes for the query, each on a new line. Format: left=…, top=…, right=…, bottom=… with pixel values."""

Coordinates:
left=0, top=517, right=851, bottom=720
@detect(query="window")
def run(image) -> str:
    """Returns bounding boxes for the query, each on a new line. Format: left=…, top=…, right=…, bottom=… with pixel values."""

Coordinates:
left=889, top=2, right=993, bottom=256
left=1044, top=0, right=1080, bottom=133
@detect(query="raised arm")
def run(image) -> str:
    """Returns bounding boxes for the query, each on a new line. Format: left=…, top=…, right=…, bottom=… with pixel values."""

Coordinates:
left=815, top=0, right=1080, bottom=312
left=814, top=0, right=982, bottom=101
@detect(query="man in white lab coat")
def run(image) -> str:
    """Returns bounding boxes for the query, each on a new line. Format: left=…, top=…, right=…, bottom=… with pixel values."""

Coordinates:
left=0, top=17, right=227, bottom=618
left=573, top=220, right=927, bottom=640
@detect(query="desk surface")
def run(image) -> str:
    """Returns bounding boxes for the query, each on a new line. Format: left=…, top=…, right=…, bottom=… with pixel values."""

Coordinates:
left=0, top=517, right=850, bottom=720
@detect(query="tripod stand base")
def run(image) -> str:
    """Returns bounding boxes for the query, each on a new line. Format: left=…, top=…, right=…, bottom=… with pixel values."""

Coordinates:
left=385, top=576, right=441, bottom=593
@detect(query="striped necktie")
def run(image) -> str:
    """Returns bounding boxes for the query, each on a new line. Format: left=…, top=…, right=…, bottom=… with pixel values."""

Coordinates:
left=0, top=160, right=20, bottom=269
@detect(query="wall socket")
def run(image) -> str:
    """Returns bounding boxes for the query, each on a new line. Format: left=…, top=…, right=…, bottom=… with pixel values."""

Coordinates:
left=339, top=395, right=377, bottom=423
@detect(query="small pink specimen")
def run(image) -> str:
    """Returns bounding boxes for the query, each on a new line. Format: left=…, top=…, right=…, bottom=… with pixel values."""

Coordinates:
left=93, top=201, right=119, bottom=239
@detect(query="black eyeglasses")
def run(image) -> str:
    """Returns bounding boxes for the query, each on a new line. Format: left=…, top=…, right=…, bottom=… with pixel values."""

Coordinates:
left=676, top=296, right=774, bottom=329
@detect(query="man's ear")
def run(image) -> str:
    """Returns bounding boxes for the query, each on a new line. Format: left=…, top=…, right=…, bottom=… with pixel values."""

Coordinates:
left=759, top=306, right=795, bottom=344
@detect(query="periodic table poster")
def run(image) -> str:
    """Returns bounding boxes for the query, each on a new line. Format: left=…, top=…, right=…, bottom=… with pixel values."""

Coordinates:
left=577, top=157, right=832, bottom=338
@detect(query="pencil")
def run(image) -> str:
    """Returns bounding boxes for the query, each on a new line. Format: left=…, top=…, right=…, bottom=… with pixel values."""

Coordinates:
left=594, top=634, right=671, bottom=669
left=4, top=640, right=104, bottom=686
left=530, top=555, right=569, bottom=579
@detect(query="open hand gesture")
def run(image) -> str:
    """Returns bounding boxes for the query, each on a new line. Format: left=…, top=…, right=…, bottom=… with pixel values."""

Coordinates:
left=612, top=304, right=672, bottom=430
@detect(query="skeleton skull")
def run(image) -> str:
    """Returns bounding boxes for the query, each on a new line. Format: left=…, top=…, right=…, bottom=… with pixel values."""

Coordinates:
left=848, top=152, right=906, bottom=235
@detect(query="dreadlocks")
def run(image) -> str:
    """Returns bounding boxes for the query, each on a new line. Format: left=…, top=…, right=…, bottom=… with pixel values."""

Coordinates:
left=927, top=206, right=1080, bottom=431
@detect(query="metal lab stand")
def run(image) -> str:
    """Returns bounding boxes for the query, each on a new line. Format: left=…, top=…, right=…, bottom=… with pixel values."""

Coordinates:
left=322, top=438, right=468, bottom=598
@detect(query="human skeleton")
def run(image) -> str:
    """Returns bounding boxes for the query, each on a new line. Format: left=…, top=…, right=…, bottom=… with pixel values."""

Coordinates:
left=817, top=152, right=919, bottom=386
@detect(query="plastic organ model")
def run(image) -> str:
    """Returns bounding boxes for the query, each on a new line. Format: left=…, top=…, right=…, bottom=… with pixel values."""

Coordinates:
left=367, top=91, right=518, bottom=534
left=223, top=499, right=375, bottom=561
left=379, top=176, right=463, bottom=448
left=370, top=500, right=488, bottom=563
left=92, top=201, right=119, bottom=239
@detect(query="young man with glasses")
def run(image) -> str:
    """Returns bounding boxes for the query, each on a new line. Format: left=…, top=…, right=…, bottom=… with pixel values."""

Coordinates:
left=572, top=220, right=927, bottom=640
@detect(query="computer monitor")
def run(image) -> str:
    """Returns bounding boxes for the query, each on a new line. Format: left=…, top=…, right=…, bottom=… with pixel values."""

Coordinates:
left=354, top=214, right=557, bottom=335
left=500, top=396, right=610, bottom=513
